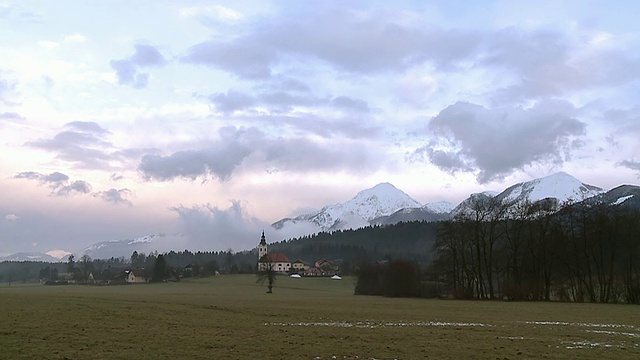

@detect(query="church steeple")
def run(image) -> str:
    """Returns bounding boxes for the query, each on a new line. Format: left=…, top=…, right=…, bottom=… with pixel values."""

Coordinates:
left=258, top=231, right=268, bottom=263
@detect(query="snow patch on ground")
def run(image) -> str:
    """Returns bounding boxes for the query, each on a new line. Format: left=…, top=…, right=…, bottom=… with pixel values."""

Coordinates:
left=265, top=321, right=490, bottom=328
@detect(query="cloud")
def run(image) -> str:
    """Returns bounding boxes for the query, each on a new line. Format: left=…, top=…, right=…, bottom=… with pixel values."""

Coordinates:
left=209, top=86, right=369, bottom=115
left=183, top=8, right=479, bottom=78
left=15, top=171, right=69, bottom=188
left=0, top=73, right=17, bottom=105
left=209, top=90, right=257, bottom=113
left=414, top=102, right=586, bottom=183
left=179, top=5, right=245, bottom=25
left=4, top=214, right=18, bottom=222
left=26, top=121, right=115, bottom=169
left=14, top=171, right=92, bottom=196
left=93, top=188, right=133, bottom=206
left=138, top=125, right=387, bottom=182
left=54, top=180, right=93, bottom=197
left=484, top=28, right=640, bottom=104
left=139, top=126, right=255, bottom=181
left=110, top=44, right=167, bottom=88
left=0, top=3, right=42, bottom=23
left=0, top=112, right=25, bottom=121
left=618, top=160, right=640, bottom=176
left=171, top=200, right=269, bottom=251
left=14, top=171, right=134, bottom=204
left=65, top=121, right=111, bottom=135
left=14, top=171, right=93, bottom=197
left=331, top=96, right=370, bottom=113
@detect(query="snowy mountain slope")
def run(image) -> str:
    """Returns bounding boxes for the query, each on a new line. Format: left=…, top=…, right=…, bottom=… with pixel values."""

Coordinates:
left=371, top=201, right=455, bottom=225
left=82, top=233, right=187, bottom=259
left=585, top=184, right=640, bottom=209
left=451, top=172, right=605, bottom=219
left=422, top=201, right=456, bottom=214
left=497, top=172, right=604, bottom=205
left=0, top=252, right=63, bottom=262
left=272, top=183, right=422, bottom=232
left=450, top=191, right=499, bottom=218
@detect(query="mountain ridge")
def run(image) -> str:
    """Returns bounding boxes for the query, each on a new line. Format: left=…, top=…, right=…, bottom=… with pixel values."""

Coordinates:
left=273, top=182, right=422, bottom=232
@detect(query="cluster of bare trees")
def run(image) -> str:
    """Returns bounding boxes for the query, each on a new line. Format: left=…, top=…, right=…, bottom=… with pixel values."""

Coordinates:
left=432, top=196, right=640, bottom=303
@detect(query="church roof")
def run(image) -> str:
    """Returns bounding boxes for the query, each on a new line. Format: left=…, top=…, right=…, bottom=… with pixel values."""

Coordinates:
left=259, top=253, right=290, bottom=263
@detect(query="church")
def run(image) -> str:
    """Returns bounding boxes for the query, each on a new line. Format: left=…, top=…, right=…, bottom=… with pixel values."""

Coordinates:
left=257, top=231, right=292, bottom=273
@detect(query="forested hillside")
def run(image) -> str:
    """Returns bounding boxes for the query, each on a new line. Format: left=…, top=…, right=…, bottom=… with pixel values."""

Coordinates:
left=270, top=221, right=439, bottom=271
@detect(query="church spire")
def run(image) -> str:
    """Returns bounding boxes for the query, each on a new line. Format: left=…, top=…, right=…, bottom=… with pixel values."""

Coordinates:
left=258, top=231, right=268, bottom=268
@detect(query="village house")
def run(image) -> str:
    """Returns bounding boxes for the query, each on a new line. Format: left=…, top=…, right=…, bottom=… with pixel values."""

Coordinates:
left=315, top=258, right=340, bottom=275
left=125, top=269, right=149, bottom=283
left=292, top=260, right=310, bottom=272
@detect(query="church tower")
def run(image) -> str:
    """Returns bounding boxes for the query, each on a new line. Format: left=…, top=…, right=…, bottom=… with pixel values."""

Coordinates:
left=258, top=231, right=268, bottom=261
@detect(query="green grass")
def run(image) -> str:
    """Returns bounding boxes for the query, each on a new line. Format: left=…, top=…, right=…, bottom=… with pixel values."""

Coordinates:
left=1, top=275, right=639, bottom=359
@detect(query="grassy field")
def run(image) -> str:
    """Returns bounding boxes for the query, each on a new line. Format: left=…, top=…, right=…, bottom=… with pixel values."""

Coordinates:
left=1, top=275, right=639, bottom=359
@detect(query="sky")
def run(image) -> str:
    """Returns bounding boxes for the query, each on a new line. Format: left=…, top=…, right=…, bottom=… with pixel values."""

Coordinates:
left=1, top=0, right=640, bottom=255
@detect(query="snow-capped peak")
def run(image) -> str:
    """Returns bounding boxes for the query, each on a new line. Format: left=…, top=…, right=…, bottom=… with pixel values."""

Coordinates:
left=499, top=171, right=604, bottom=204
left=272, top=182, right=422, bottom=232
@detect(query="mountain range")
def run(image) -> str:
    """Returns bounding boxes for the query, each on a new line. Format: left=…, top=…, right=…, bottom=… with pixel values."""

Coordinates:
left=272, top=182, right=428, bottom=231
left=3, top=172, right=638, bottom=261
left=273, top=171, right=637, bottom=232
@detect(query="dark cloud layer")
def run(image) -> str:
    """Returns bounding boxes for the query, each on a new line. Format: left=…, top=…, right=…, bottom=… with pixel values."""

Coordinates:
left=139, top=126, right=254, bottom=181
left=138, top=125, right=385, bottom=182
left=184, top=8, right=479, bottom=78
left=182, top=8, right=640, bottom=116
left=619, top=160, right=640, bottom=175
left=415, top=102, right=586, bottom=183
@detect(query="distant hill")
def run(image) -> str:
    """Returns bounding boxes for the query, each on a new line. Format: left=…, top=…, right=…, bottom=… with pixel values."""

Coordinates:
left=0, top=252, right=64, bottom=262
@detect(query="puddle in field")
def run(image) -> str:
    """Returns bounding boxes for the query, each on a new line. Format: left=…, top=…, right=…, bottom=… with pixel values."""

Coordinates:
left=523, top=321, right=640, bottom=331
left=586, top=330, right=640, bottom=338
left=267, top=320, right=640, bottom=351
left=523, top=321, right=640, bottom=350
left=265, top=320, right=490, bottom=329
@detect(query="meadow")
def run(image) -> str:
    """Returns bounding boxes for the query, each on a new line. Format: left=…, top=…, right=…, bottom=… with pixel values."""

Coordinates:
left=1, top=275, right=639, bottom=359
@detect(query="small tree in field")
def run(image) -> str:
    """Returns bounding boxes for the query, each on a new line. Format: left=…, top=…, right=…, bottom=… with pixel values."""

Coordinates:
left=257, top=262, right=277, bottom=293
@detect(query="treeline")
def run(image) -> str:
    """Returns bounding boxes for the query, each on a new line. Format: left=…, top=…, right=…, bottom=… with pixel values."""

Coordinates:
left=271, top=221, right=439, bottom=272
left=431, top=197, right=640, bottom=304
left=0, top=261, right=67, bottom=283
left=162, top=249, right=257, bottom=275
left=355, top=260, right=423, bottom=297
left=0, top=249, right=259, bottom=284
